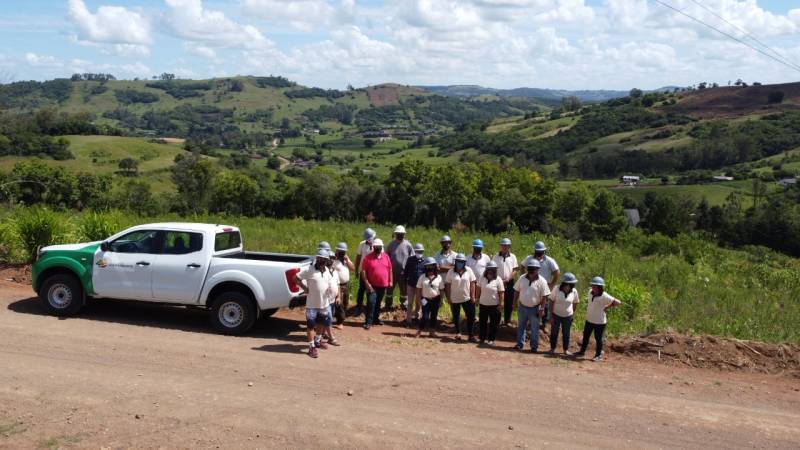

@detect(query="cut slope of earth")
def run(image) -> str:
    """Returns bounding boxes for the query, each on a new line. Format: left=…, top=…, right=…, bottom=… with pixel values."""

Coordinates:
left=666, top=82, right=800, bottom=118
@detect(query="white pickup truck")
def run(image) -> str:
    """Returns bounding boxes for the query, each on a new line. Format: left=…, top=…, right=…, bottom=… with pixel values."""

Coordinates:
left=31, top=222, right=313, bottom=335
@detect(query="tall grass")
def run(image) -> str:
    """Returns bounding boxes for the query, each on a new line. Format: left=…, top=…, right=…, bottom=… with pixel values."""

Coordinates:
left=12, top=207, right=67, bottom=262
left=1, top=208, right=798, bottom=343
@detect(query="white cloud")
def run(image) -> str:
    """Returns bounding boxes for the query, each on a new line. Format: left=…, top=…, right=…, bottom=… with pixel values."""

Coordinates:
left=67, top=0, right=152, bottom=45
left=165, top=0, right=273, bottom=50
left=184, top=43, right=217, bottom=59
left=25, top=53, right=63, bottom=69
left=241, top=0, right=348, bottom=32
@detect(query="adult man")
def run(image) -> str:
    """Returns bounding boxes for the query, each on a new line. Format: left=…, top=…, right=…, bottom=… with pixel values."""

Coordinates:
left=296, top=249, right=335, bottom=358
left=360, top=238, right=393, bottom=330
left=403, top=243, right=426, bottom=326
left=434, top=235, right=456, bottom=275
left=493, top=238, right=519, bottom=327
left=387, top=225, right=413, bottom=310
left=445, top=253, right=477, bottom=342
left=332, top=242, right=355, bottom=329
left=522, top=241, right=560, bottom=332
left=513, top=259, right=551, bottom=353
left=466, top=239, right=491, bottom=279
left=353, top=228, right=376, bottom=316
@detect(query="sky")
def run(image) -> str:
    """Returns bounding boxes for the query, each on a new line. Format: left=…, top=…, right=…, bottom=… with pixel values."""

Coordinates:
left=0, top=0, right=799, bottom=90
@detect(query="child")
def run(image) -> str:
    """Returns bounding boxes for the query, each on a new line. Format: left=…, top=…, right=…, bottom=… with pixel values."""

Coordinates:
left=575, top=276, right=621, bottom=362
left=415, top=257, right=444, bottom=338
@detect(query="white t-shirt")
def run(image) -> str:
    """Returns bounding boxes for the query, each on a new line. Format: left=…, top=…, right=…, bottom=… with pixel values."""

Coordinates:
left=333, top=259, right=350, bottom=284
left=357, top=240, right=373, bottom=259
left=493, top=252, right=518, bottom=282
left=466, top=253, right=491, bottom=279
left=298, top=267, right=332, bottom=309
left=586, top=291, right=619, bottom=325
left=514, top=275, right=551, bottom=308
left=477, top=277, right=504, bottom=306
left=522, top=255, right=559, bottom=284
left=416, top=274, right=444, bottom=299
left=551, top=287, right=579, bottom=317
left=445, top=268, right=476, bottom=303
left=325, top=270, right=340, bottom=307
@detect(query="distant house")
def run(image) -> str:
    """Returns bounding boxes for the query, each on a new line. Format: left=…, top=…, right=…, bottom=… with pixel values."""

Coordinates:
left=713, top=176, right=734, bottom=182
left=624, top=209, right=641, bottom=227
left=778, top=177, right=797, bottom=188
left=620, top=175, right=641, bottom=186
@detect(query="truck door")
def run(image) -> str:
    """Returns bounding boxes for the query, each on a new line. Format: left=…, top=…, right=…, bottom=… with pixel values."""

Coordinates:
left=151, top=230, right=207, bottom=303
left=92, top=229, right=159, bottom=300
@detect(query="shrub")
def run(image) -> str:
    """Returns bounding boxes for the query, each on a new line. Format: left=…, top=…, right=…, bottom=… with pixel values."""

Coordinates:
left=13, top=207, right=67, bottom=262
left=77, top=211, right=121, bottom=242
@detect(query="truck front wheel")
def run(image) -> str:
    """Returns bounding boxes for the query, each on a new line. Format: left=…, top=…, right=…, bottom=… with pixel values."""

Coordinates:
left=39, top=273, right=84, bottom=316
left=210, top=292, right=257, bottom=335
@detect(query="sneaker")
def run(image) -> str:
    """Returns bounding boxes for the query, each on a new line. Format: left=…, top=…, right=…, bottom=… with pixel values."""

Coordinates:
left=375, top=319, right=385, bottom=326
left=468, top=336, right=478, bottom=343
left=514, top=344, right=523, bottom=351
left=455, top=334, right=462, bottom=341
left=328, top=338, right=341, bottom=346
left=530, top=348, right=539, bottom=354
left=592, top=355, right=602, bottom=362
left=487, top=341, right=496, bottom=347
left=548, top=349, right=556, bottom=356
left=363, top=324, right=371, bottom=330
left=334, top=324, right=344, bottom=330
left=573, top=351, right=585, bottom=358
left=308, top=346, right=318, bottom=358
left=564, top=350, right=574, bottom=357
left=316, top=340, right=329, bottom=350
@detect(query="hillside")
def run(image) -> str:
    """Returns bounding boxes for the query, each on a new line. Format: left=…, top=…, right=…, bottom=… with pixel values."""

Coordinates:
left=418, top=84, right=680, bottom=104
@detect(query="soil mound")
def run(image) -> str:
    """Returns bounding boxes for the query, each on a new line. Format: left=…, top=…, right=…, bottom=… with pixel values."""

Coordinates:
left=610, top=332, right=800, bottom=378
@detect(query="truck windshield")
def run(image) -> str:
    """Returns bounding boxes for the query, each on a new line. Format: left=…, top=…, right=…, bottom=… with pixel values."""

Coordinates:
left=215, top=231, right=241, bottom=252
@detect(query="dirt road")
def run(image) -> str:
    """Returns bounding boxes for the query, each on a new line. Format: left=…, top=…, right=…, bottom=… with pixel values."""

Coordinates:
left=1, top=280, right=798, bottom=449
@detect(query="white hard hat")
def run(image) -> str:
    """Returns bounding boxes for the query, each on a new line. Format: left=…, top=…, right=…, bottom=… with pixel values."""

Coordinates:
left=394, top=225, right=406, bottom=234
left=373, top=238, right=384, bottom=247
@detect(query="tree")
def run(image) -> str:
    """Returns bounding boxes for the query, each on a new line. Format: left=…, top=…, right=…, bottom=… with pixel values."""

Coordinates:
left=579, top=190, right=627, bottom=240
left=160, top=73, right=176, bottom=81
left=170, top=153, right=216, bottom=213
left=113, top=179, right=160, bottom=215
left=364, top=139, right=375, bottom=148
left=118, top=157, right=139, bottom=176
left=629, top=88, right=643, bottom=99
left=561, top=96, right=582, bottom=112
left=767, top=91, right=785, bottom=104
left=210, top=171, right=259, bottom=215
left=266, top=156, right=282, bottom=170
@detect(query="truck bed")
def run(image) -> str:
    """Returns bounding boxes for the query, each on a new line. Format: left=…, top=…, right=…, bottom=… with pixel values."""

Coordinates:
left=220, top=251, right=313, bottom=264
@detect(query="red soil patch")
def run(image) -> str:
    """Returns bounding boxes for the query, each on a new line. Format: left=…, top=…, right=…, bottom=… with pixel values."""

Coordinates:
left=665, top=82, right=800, bottom=118
left=366, top=84, right=427, bottom=107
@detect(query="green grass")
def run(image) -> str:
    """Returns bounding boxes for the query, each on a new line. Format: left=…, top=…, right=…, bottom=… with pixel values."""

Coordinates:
left=0, top=135, right=193, bottom=193
left=3, top=209, right=799, bottom=344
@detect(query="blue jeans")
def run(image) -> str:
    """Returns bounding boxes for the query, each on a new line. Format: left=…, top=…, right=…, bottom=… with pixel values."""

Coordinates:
left=516, top=305, right=541, bottom=350
left=365, top=287, right=386, bottom=326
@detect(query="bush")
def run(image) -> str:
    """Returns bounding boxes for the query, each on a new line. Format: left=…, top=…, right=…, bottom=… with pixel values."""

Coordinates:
left=13, top=207, right=67, bottom=262
left=77, top=211, right=121, bottom=242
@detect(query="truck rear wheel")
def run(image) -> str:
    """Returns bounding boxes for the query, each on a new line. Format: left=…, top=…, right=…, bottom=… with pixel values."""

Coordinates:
left=210, top=291, right=257, bottom=335
left=39, top=273, right=84, bottom=316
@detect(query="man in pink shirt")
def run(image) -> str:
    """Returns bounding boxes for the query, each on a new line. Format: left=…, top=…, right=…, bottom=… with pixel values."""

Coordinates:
left=360, top=238, right=393, bottom=329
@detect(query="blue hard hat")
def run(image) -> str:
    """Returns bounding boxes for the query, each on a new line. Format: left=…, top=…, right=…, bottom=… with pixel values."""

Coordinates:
left=363, top=228, right=376, bottom=240
left=472, top=239, right=484, bottom=249
left=561, top=272, right=578, bottom=284
left=590, top=276, right=605, bottom=286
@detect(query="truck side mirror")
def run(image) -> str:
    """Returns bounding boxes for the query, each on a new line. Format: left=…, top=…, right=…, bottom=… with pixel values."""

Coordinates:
left=100, top=241, right=109, bottom=252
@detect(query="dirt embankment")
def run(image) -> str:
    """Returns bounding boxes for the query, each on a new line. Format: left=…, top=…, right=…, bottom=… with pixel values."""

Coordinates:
left=666, top=81, right=800, bottom=118
left=611, top=333, right=800, bottom=378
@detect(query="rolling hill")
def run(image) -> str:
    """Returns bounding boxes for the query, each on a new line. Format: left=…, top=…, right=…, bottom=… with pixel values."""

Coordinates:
left=418, top=84, right=681, bottom=104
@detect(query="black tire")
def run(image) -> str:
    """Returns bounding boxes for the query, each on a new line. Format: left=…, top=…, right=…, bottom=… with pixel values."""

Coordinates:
left=38, top=273, right=84, bottom=316
left=260, top=308, right=279, bottom=318
left=209, top=291, right=257, bottom=335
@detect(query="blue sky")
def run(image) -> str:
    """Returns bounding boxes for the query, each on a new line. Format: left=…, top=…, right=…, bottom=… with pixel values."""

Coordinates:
left=1, top=0, right=799, bottom=90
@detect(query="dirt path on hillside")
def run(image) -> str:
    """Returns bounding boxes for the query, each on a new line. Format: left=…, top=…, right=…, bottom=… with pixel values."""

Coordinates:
left=1, top=280, right=799, bottom=449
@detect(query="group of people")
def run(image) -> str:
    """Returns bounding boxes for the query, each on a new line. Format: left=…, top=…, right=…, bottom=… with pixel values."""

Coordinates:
left=296, top=226, right=622, bottom=361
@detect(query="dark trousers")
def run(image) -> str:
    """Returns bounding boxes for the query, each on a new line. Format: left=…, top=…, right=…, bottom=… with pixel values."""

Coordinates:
left=479, top=304, right=500, bottom=342
left=503, top=282, right=515, bottom=323
left=334, top=282, right=350, bottom=324
left=365, top=287, right=386, bottom=326
left=541, top=303, right=550, bottom=329
left=356, top=281, right=366, bottom=308
left=450, top=301, right=475, bottom=338
left=549, top=313, right=574, bottom=351
left=579, top=321, right=606, bottom=357
left=419, top=297, right=441, bottom=331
